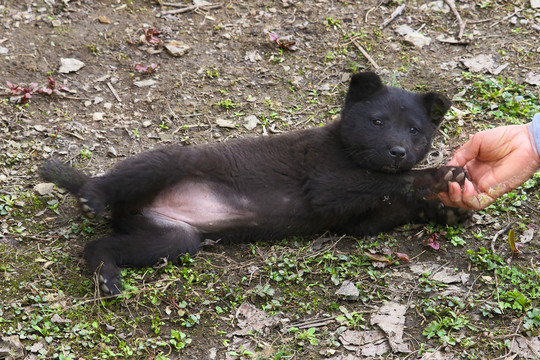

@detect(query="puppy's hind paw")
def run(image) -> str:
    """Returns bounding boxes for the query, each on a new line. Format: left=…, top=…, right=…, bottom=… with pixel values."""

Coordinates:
left=98, top=274, right=122, bottom=296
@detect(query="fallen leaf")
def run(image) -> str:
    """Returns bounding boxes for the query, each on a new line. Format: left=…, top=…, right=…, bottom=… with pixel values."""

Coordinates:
left=370, top=302, right=410, bottom=353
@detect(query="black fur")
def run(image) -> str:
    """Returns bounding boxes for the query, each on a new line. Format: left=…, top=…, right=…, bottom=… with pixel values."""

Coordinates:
left=41, top=72, right=467, bottom=295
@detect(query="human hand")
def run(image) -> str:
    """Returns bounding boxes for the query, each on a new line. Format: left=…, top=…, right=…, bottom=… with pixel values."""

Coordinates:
left=438, top=124, right=540, bottom=210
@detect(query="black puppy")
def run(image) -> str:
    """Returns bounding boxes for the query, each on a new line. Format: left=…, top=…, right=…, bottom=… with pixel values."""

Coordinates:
left=41, top=72, right=467, bottom=295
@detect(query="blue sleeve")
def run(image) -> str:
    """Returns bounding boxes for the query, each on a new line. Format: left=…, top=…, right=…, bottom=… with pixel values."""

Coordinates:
left=533, top=113, right=540, bottom=156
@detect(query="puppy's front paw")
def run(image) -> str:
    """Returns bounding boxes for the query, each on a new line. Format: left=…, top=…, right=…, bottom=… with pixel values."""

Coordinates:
left=419, top=200, right=471, bottom=225
left=432, top=166, right=469, bottom=193
left=80, top=197, right=97, bottom=219
left=79, top=183, right=106, bottom=218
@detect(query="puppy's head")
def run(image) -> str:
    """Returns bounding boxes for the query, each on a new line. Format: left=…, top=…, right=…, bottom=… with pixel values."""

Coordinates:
left=340, top=72, right=451, bottom=172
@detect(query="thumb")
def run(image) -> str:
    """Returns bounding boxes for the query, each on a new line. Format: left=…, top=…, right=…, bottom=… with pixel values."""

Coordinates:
left=448, top=135, right=483, bottom=167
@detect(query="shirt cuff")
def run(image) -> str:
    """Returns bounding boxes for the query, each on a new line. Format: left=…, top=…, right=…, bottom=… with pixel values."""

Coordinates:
left=531, top=113, right=540, bottom=157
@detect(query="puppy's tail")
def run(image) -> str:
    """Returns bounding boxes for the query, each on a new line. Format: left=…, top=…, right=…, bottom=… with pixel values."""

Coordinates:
left=40, top=159, right=90, bottom=195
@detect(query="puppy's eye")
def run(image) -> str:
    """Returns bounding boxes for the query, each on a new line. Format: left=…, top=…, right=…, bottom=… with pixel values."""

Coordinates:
left=372, top=119, right=384, bottom=127
left=410, top=127, right=419, bottom=135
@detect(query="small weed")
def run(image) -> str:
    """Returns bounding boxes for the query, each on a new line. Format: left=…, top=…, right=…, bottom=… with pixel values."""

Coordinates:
left=87, top=44, right=100, bottom=56
left=0, top=195, right=16, bottom=216
left=336, top=306, right=365, bottom=329
left=294, top=327, right=318, bottom=347
left=79, top=146, right=92, bottom=160
left=170, top=329, right=192, bottom=350
left=459, top=73, right=539, bottom=123
left=216, top=99, right=236, bottom=109
left=423, top=313, right=473, bottom=345
left=205, top=67, right=220, bottom=78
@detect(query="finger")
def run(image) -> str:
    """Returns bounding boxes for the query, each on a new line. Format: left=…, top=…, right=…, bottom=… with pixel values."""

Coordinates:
left=463, top=193, right=494, bottom=210
left=448, top=181, right=463, bottom=203
left=448, top=134, right=484, bottom=167
left=437, top=192, right=456, bottom=208
left=462, top=179, right=477, bottom=199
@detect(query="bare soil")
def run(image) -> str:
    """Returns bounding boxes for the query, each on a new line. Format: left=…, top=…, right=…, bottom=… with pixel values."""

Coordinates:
left=0, top=1, right=539, bottom=359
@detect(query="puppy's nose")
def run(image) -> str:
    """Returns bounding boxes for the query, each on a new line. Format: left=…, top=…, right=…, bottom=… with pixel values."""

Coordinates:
left=389, top=146, right=406, bottom=159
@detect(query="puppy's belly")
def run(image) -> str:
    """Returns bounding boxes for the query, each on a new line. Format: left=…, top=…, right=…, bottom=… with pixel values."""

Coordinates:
left=142, top=179, right=259, bottom=232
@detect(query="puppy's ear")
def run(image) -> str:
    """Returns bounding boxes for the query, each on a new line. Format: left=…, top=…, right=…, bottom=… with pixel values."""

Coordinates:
left=422, top=92, right=452, bottom=125
left=345, top=72, right=384, bottom=105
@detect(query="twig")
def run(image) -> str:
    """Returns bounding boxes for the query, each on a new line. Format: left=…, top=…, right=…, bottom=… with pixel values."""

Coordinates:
left=161, top=3, right=221, bottom=16
left=438, top=37, right=471, bottom=45
left=351, top=39, right=380, bottom=70
left=106, top=82, right=121, bottom=103
left=444, top=0, right=466, bottom=40
left=286, top=316, right=336, bottom=330
left=380, top=3, right=405, bottom=29
left=489, top=7, right=522, bottom=28
left=490, top=220, right=516, bottom=253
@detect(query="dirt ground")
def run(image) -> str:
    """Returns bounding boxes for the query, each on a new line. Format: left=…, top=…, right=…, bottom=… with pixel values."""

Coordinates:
left=1, top=0, right=539, bottom=359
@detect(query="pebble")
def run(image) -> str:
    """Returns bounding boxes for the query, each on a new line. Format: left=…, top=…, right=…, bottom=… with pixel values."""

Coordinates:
left=134, top=79, right=157, bottom=87
left=164, top=41, right=191, bottom=57
left=395, top=24, right=413, bottom=36
left=59, top=58, right=85, bottom=73
left=243, top=115, right=258, bottom=130
left=336, top=280, right=359, bottom=300
left=34, top=183, right=55, bottom=196
left=404, top=32, right=431, bottom=48
left=106, top=146, right=118, bottom=157
left=93, top=112, right=104, bottom=121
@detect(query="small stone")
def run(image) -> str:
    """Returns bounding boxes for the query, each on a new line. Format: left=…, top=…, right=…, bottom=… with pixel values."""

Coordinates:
left=404, top=32, right=431, bottom=48
left=243, top=115, right=259, bottom=130
left=34, top=183, right=55, bottom=196
left=0, top=47, right=8, bottom=55
left=337, top=280, right=359, bottom=300
left=34, top=124, right=46, bottom=132
left=395, top=24, right=413, bottom=36
left=93, top=112, right=104, bottom=121
left=164, top=41, right=191, bottom=57
left=94, top=96, right=104, bottom=104
left=461, top=54, right=495, bottom=73
left=525, top=72, right=540, bottom=86
left=98, top=15, right=111, bottom=24
left=106, top=146, right=118, bottom=157
left=142, top=120, right=152, bottom=128
left=134, top=79, right=157, bottom=87
left=103, top=102, right=113, bottom=110
left=59, top=58, right=85, bottom=73
left=532, top=0, right=540, bottom=8
left=51, top=19, right=61, bottom=27
left=420, top=0, right=450, bottom=13
left=245, top=50, right=262, bottom=62
left=159, top=132, right=174, bottom=142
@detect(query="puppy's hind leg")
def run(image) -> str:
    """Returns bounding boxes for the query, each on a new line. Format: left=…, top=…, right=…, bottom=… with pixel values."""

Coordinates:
left=84, top=220, right=201, bottom=295
left=81, top=146, right=194, bottom=216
